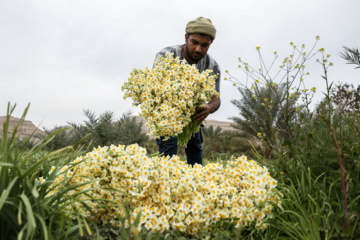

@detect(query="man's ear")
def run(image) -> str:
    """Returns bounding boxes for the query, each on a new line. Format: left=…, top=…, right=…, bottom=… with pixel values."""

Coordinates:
left=185, top=33, right=189, bottom=43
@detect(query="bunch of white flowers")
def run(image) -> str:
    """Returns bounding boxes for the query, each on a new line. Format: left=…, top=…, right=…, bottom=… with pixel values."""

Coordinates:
left=121, top=53, right=219, bottom=146
left=42, top=144, right=282, bottom=234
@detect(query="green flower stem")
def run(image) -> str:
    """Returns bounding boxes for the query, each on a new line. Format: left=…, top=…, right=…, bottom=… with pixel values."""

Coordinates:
left=177, top=120, right=200, bottom=147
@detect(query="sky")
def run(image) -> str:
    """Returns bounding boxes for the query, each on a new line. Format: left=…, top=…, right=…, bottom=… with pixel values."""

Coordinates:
left=1, top=0, right=359, bottom=129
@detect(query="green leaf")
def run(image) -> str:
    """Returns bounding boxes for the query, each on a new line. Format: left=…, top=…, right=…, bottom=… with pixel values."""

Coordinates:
left=0, top=177, right=18, bottom=211
left=282, top=140, right=292, bottom=147
left=34, top=213, right=48, bottom=240
left=134, top=210, right=142, bottom=226
left=82, top=215, right=92, bottom=236
left=31, top=184, right=39, bottom=199
left=18, top=201, right=23, bottom=225
left=19, top=193, right=36, bottom=237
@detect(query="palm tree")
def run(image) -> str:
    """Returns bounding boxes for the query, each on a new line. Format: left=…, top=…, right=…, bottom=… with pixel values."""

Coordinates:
left=116, top=113, right=149, bottom=146
left=42, top=126, right=73, bottom=150
left=68, top=110, right=113, bottom=148
left=202, top=125, right=259, bottom=158
left=230, top=83, right=299, bottom=158
left=218, top=129, right=258, bottom=157
left=68, top=110, right=148, bottom=148
left=202, top=125, right=222, bottom=156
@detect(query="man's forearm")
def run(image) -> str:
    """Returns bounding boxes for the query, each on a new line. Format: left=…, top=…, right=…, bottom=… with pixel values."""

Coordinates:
left=207, top=95, right=221, bottom=113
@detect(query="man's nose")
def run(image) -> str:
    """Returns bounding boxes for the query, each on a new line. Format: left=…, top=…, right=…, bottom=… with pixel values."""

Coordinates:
left=195, top=45, right=202, bottom=52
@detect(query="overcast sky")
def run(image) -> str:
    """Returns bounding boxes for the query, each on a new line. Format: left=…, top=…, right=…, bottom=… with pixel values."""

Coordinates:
left=1, top=0, right=359, bottom=129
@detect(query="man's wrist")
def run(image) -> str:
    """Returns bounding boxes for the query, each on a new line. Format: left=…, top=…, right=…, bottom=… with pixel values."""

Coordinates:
left=207, top=96, right=221, bottom=113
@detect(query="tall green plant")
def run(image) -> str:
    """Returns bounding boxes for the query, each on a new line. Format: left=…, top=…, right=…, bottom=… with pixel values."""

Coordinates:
left=270, top=166, right=359, bottom=239
left=0, top=103, right=97, bottom=239
left=317, top=54, right=360, bottom=227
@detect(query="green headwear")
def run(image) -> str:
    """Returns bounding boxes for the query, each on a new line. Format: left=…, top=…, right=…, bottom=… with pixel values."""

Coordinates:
left=185, top=17, right=216, bottom=40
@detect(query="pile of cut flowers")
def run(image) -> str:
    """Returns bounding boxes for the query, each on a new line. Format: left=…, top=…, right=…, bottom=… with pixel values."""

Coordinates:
left=41, top=144, right=282, bottom=234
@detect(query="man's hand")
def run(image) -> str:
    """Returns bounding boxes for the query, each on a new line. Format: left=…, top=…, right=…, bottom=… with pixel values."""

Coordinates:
left=192, top=96, right=221, bottom=126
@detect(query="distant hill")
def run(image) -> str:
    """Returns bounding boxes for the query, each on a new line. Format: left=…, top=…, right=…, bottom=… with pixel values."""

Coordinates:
left=0, top=116, right=45, bottom=142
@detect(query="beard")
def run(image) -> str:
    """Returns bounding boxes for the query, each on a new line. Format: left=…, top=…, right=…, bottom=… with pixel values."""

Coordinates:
left=185, top=43, right=203, bottom=63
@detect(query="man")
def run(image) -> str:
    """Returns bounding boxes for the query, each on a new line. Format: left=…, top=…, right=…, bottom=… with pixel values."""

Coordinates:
left=155, top=17, right=221, bottom=166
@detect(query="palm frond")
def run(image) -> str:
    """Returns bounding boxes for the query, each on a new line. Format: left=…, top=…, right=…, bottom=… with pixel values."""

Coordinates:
left=339, top=46, right=360, bottom=69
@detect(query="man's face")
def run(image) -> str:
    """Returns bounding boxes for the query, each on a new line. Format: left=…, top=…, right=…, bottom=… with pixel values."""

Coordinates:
left=184, top=33, right=212, bottom=64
